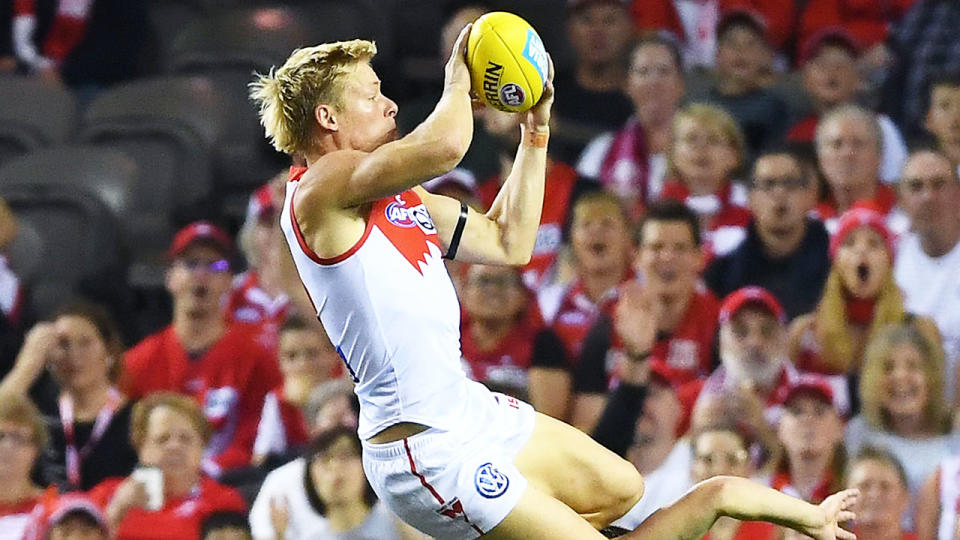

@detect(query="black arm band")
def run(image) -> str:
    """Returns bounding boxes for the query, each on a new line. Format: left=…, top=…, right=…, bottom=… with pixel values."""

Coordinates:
left=444, top=202, right=468, bottom=260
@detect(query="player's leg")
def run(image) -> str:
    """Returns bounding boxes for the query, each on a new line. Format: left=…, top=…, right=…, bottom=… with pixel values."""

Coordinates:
left=513, top=412, right=644, bottom=529
left=481, top=482, right=611, bottom=540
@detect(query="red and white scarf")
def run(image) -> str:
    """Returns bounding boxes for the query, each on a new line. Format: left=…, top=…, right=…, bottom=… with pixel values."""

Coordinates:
left=13, top=0, right=95, bottom=70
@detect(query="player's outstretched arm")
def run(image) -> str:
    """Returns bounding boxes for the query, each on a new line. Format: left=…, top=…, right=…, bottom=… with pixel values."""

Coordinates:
left=419, top=57, right=555, bottom=266
left=627, top=476, right=858, bottom=540
left=301, top=25, right=475, bottom=211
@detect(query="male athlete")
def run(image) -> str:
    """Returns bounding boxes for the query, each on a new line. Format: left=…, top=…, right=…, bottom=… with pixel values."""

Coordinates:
left=251, top=24, right=858, bottom=540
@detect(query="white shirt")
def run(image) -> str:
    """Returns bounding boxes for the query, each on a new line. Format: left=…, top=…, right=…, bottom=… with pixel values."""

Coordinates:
left=250, top=458, right=331, bottom=540
left=673, top=0, right=718, bottom=68
left=611, top=440, right=693, bottom=529
left=878, top=114, right=908, bottom=185
left=894, top=232, right=960, bottom=405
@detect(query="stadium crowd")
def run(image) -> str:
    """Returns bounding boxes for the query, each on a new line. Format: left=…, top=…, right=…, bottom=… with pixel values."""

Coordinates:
left=3, top=0, right=960, bottom=538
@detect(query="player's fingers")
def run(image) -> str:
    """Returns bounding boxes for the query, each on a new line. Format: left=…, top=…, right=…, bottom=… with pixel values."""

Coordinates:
left=837, top=510, right=856, bottom=522
left=547, top=52, right=555, bottom=83
left=453, top=23, right=473, bottom=60
left=835, top=527, right=857, bottom=540
left=840, top=488, right=860, bottom=507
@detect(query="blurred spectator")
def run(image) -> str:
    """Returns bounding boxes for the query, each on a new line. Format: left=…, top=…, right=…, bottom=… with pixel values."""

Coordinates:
left=532, top=192, right=634, bottom=420
left=846, top=447, right=917, bottom=540
left=460, top=264, right=559, bottom=401
left=790, top=208, right=939, bottom=385
left=706, top=146, right=829, bottom=320
left=693, top=10, right=788, bottom=159
left=790, top=29, right=908, bottom=183
left=476, top=107, right=597, bottom=290
left=845, top=323, right=955, bottom=530
left=40, top=495, right=110, bottom=540
left=694, top=287, right=804, bottom=467
left=917, top=452, right=960, bottom=540
left=89, top=393, right=247, bottom=540
left=659, top=104, right=752, bottom=257
left=249, top=426, right=420, bottom=540
left=592, top=361, right=696, bottom=528
left=229, top=179, right=291, bottom=337
left=12, top=0, right=148, bottom=97
left=883, top=0, right=960, bottom=137
left=0, top=195, right=27, bottom=372
left=304, top=379, right=359, bottom=439
left=797, top=0, right=912, bottom=69
left=202, top=512, right=252, bottom=540
left=552, top=0, right=635, bottom=164
left=122, top=222, right=282, bottom=474
left=572, top=201, right=719, bottom=431
left=0, top=301, right=138, bottom=491
left=924, top=72, right=960, bottom=170
left=773, top=375, right=847, bottom=503
left=253, top=315, right=340, bottom=466
left=813, top=104, right=909, bottom=234
left=576, top=35, right=686, bottom=214
left=0, top=392, right=56, bottom=540
left=689, top=424, right=778, bottom=539
left=629, top=1, right=797, bottom=68
left=895, top=149, right=960, bottom=406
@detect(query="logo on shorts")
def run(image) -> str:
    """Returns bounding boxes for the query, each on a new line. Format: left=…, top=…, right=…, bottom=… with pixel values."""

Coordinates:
left=474, top=462, right=510, bottom=498
left=499, top=83, right=525, bottom=107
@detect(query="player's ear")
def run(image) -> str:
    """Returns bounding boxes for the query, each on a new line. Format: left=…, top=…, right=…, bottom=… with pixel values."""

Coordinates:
left=315, top=103, right=339, bottom=132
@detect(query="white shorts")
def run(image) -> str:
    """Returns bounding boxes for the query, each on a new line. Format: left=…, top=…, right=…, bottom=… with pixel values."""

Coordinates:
left=362, top=389, right=537, bottom=539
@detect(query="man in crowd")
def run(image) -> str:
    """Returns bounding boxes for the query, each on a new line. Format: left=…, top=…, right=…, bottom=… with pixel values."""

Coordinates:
left=924, top=72, right=960, bottom=172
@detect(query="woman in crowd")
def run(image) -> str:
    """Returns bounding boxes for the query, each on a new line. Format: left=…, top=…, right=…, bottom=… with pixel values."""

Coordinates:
left=249, top=425, right=424, bottom=540
left=88, top=392, right=247, bottom=539
left=773, top=376, right=847, bottom=503
left=846, top=447, right=917, bottom=540
left=659, top=103, right=752, bottom=258
left=0, top=301, right=138, bottom=490
left=0, top=392, right=56, bottom=540
left=846, top=322, right=955, bottom=530
left=790, top=208, right=942, bottom=402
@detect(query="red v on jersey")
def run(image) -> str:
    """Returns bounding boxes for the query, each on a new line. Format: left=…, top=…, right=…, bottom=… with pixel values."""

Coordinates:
left=371, top=191, right=441, bottom=275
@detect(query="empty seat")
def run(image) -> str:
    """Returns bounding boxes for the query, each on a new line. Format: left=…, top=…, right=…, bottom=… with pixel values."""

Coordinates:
left=0, top=76, right=77, bottom=164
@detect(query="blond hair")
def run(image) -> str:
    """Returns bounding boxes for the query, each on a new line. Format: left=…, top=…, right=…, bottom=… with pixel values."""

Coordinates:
left=671, top=103, right=746, bottom=176
left=0, top=391, right=48, bottom=450
left=130, top=392, right=212, bottom=450
left=250, top=40, right=377, bottom=155
left=860, top=322, right=949, bottom=433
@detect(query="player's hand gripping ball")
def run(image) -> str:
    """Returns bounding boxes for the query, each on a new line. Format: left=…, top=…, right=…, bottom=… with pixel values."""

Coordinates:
left=466, top=12, right=549, bottom=113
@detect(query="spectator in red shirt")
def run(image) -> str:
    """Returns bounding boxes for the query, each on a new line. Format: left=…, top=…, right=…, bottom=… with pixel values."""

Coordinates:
left=460, top=264, right=563, bottom=401
left=924, top=72, right=960, bottom=169
left=0, top=392, right=56, bottom=540
left=122, top=222, right=282, bottom=474
left=91, top=393, right=247, bottom=540
left=576, top=35, right=685, bottom=216
left=813, top=104, right=910, bottom=234
left=660, top=104, right=753, bottom=258
left=572, top=200, right=719, bottom=431
left=790, top=29, right=908, bottom=183
left=846, top=447, right=918, bottom=540
left=252, top=314, right=340, bottom=466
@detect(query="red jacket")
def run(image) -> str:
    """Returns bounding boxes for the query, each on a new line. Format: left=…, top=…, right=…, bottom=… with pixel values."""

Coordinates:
left=122, top=323, right=282, bottom=472
left=798, top=0, right=914, bottom=54
left=631, top=0, right=797, bottom=50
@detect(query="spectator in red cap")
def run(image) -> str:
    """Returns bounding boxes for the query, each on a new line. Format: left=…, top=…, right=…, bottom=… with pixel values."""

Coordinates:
left=89, top=393, right=247, bottom=540
left=693, top=9, right=789, bottom=160
left=591, top=361, right=699, bottom=528
left=845, top=322, right=953, bottom=531
left=228, top=176, right=291, bottom=335
left=38, top=494, right=110, bottom=540
left=796, top=0, right=913, bottom=71
left=629, top=1, right=797, bottom=69
left=772, top=374, right=847, bottom=504
left=705, top=145, right=830, bottom=320
left=789, top=29, right=907, bottom=184
left=572, top=200, right=719, bottom=432
left=847, top=448, right=917, bottom=540
left=812, top=104, right=910, bottom=235
left=532, top=191, right=634, bottom=420
left=576, top=35, right=685, bottom=216
left=121, top=221, right=282, bottom=474
left=789, top=207, right=939, bottom=386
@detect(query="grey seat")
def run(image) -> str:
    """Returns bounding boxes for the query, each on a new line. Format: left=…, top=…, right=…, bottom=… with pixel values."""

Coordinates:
left=0, top=76, right=77, bottom=164
left=0, top=183, right=124, bottom=318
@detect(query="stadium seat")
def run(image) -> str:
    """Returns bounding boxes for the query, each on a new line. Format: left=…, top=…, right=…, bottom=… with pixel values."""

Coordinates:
left=0, top=76, right=77, bottom=165
left=0, top=183, right=124, bottom=318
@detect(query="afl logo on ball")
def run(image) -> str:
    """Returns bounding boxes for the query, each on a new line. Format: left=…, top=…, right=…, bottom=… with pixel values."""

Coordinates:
left=499, top=83, right=525, bottom=107
left=474, top=462, right=509, bottom=498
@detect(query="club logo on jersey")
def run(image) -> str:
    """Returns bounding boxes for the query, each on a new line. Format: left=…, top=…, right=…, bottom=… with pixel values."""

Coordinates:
left=474, top=462, right=509, bottom=498
left=385, top=198, right=437, bottom=235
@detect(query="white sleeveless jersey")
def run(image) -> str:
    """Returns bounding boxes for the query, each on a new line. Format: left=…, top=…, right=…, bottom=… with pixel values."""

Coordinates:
left=280, top=170, right=474, bottom=439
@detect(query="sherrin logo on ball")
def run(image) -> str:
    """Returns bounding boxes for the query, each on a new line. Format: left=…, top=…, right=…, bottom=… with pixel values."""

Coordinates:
left=466, top=12, right=548, bottom=113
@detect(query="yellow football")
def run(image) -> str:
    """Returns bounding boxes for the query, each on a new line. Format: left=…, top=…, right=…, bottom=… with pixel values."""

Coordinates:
left=466, top=12, right=549, bottom=113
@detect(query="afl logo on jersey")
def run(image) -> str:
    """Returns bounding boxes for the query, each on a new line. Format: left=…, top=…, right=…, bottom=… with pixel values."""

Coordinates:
left=386, top=199, right=437, bottom=235
left=474, top=462, right=509, bottom=498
